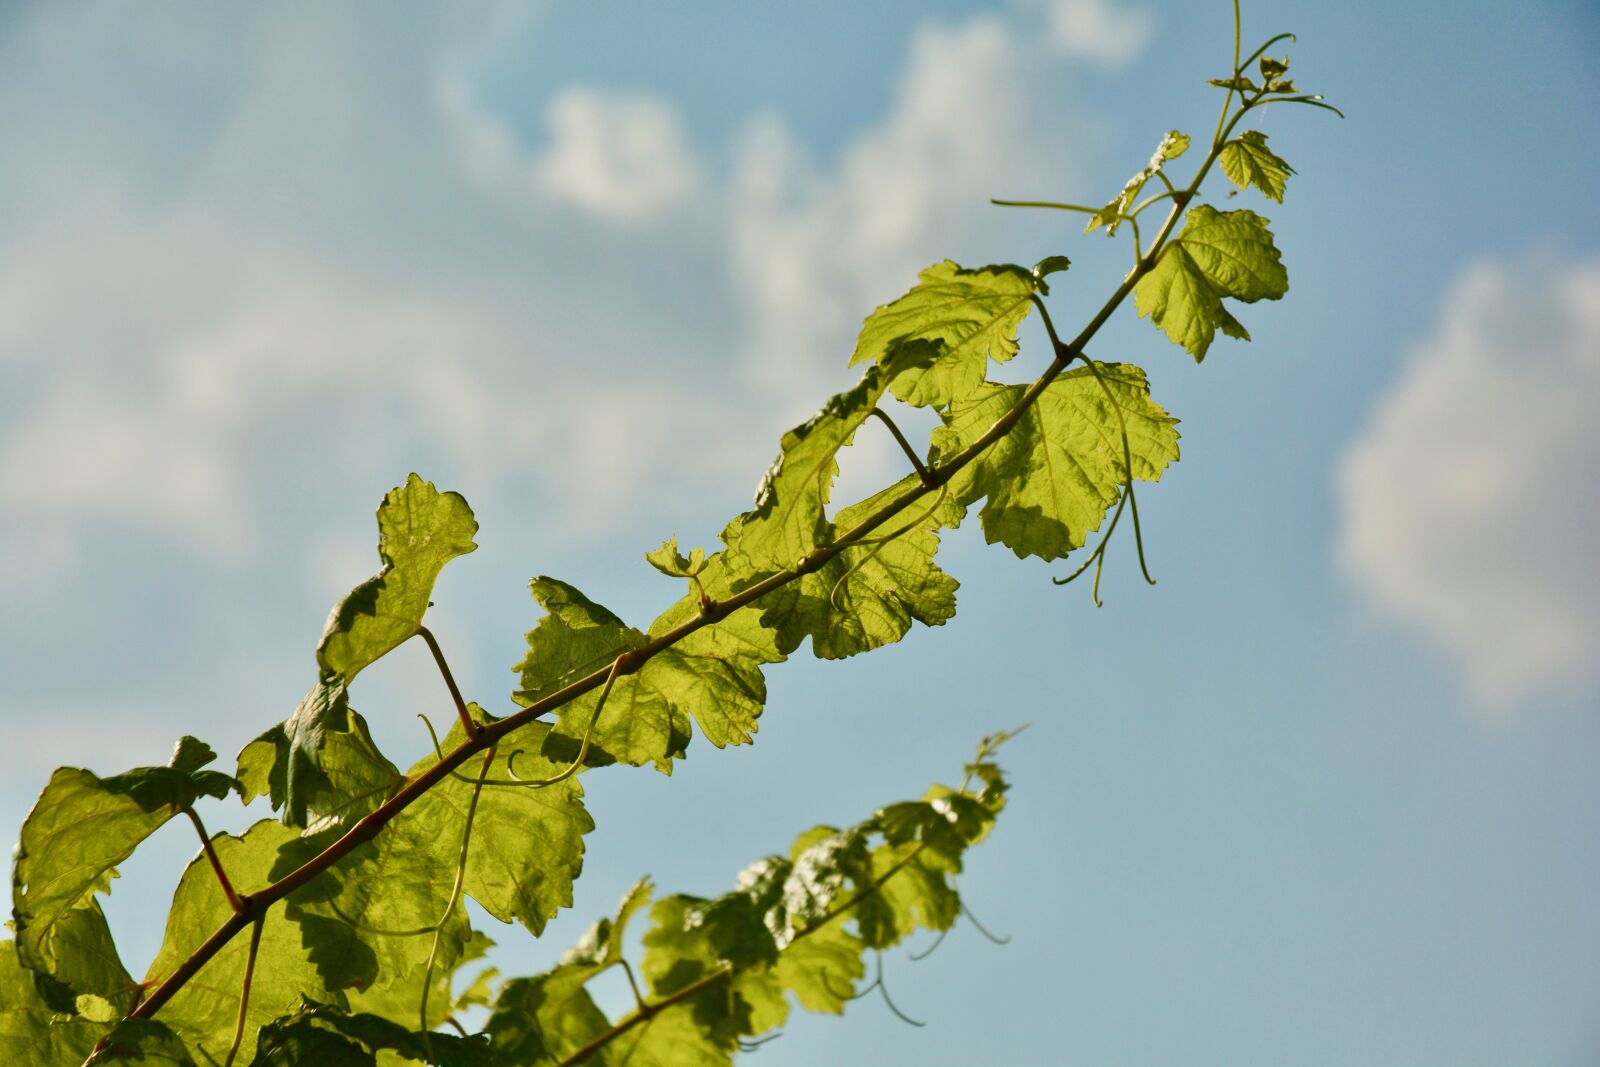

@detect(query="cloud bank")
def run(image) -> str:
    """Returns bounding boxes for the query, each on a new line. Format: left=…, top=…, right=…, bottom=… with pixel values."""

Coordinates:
left=1338, top=253, right=1600, bottom=706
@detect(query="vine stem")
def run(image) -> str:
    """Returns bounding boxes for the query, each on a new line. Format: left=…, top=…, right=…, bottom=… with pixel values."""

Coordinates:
left=419, top=625, right=479, bottom=741
left=110, top=109, right=1238, bottom=1049
left=183, top=807, right=242, bottom=916
left=868, top=407, right=933, bottom=487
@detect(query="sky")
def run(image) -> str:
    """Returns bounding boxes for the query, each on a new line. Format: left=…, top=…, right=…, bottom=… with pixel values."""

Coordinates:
left=2, top=1, right=1597, bottom=1064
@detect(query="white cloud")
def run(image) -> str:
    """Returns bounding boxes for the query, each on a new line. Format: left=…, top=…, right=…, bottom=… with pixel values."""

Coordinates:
left=1042, top=0, right=1155, bottom=68
left=1337, top=253, right=1600, bottom=706
left=727, top=15, right=1070, bottom=405
left=437, top=38, right=701, bottom=226
left=536, top=88, right=700, bottom=224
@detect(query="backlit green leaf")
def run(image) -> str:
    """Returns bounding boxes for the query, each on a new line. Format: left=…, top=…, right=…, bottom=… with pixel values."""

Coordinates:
left=850, top=261, right=1041, bottom=408
left=1135, top=206, right=1287, bottom=360
left=931, top=363, right=1180, bottom=561
left=645, top=538, right=706, bottom=580
left=11, top=740, right=239, bottom=1006
left=754, top=474, right=964, bottom=659
left=146, top=821, right=339, bottom=1064
left=0, top=939, right=102, bottom=1066
left=316, top=473, right=478, bottom=687
left=238, top=684, right=401, bottom=829
left=524, top=571, right=784, bottom=774
left=1219, top=130, right=1294, bottom=202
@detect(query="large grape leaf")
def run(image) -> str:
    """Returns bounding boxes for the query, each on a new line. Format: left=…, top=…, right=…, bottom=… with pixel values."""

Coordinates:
left=849, top=261, right=1044, bottom=408
left=146, top=821, right=342, bottom=1064
left=316, top=473, right=478, bottom=685
left=11, top=739, right=238, bottom=1010
left=290, top=715, right=590, bottom=997
left=1135, top=206, right=1288, bottom=360
left=1218, top=130, right=1294, bottom=202
left=752, top=474, right=964, bottom=659
left=931, top=362, right=1180, bottom=561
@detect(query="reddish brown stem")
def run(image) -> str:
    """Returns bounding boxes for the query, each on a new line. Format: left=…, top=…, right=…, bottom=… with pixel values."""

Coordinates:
left=419, top=625, right=478, bottom=740
left=183, top=807, right=243, bottom=916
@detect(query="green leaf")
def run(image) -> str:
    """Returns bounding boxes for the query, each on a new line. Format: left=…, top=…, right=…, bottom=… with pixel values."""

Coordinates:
left=429, top=722, right=593, bottom=935
left=523, top=571, right=784, bottom=774
left=1135, top=206, right=1288, bottom=360
left=930, top=363, right=1180, bottom=561
left=484, top=878, right=657, bottom=1064
left=0, top=939, right=102, bottom=1066
left=1086, top=130, right=1190, bottom=237
left=561, top=877, right=654, bottom=970
left=1258, top=54, right=1289, bottom=79
left=1209, top=74, right=1259, bottom=92
left=94, top=1018, right=197, bottom=1065
left=1032, top=254, right=1072, bottom=281
left=146, top=821, right=340, bottom=1064
left=285, top=714, right=591, bottom=1001
left=1218, top=130, right=1294, bottom=202
left=250, top=1000, right=493, bottom=1067
left=850, top=261, right=1042, bottom=408
left=603, top=1005, right=735, bottom=1067
left=11, top=740, right=240, bottom=1005
left=238, top=683, right=402, bottom=829
left=752, top=474, right=964, bottom=659
left=316, top=473, right=478, bottom=687
left=729, top=356, right=915, bottom=576
left=771, top=920, right=865, bottom=1014
left=645, top=538, right=706, bottom=580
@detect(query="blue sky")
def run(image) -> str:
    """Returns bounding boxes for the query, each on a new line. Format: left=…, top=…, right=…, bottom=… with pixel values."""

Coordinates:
left=2, top=1, right=1597, bottom=1064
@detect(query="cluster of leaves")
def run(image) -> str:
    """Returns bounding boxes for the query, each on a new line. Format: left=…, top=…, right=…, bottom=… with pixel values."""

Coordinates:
left=4, top=16, right=1326, bottom=1067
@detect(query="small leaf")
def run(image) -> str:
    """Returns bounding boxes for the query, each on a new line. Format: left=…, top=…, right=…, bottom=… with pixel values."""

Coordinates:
left=1085, top=130, right=1190, bottom=237
left=646, top=537, right=707, bottom=579
left=1258, top=54, right=1289, bottom=79
left=238, top=683, right=400, bottom=829
left=1032, top=254, right=1072, bottom=281
left=1218, top=130, right=1295, bottom=202
left=1208, top=74, right=1259, bottom=92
